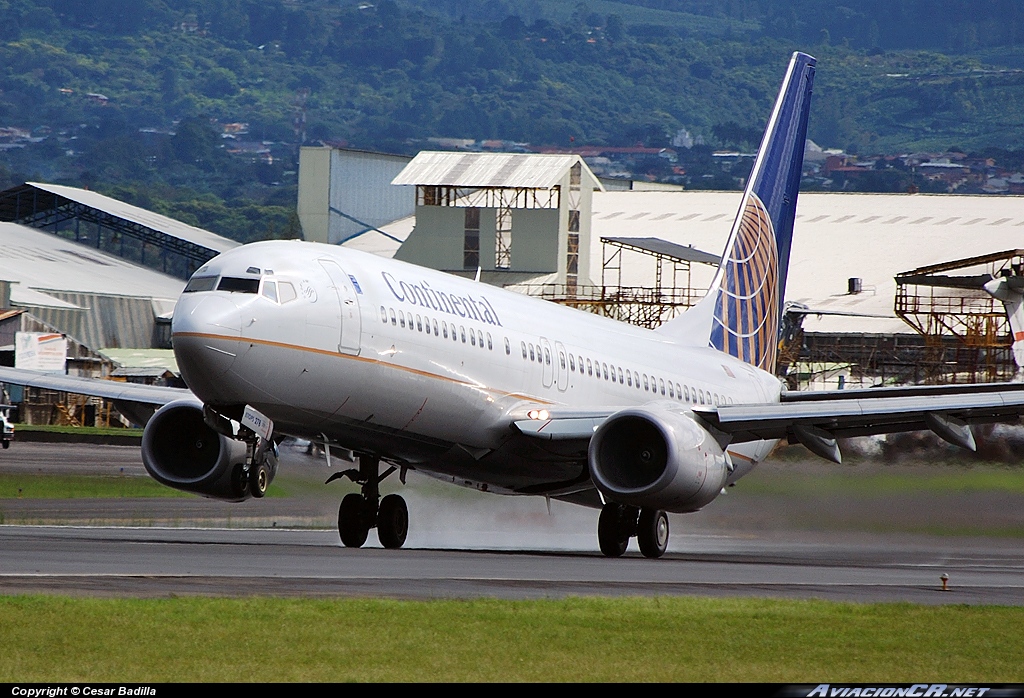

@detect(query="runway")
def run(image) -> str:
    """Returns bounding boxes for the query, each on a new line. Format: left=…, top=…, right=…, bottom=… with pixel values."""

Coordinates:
left=2, top=524, right=1022, bottom=604
left=2, top=442, right=1024, bottom=604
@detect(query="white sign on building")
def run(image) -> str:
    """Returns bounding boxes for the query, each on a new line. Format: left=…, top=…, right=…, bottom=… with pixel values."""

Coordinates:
left=15, top=332, right=68, bottom=372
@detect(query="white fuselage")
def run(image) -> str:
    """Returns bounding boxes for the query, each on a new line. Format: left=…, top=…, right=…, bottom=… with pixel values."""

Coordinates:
left=171, top=240, right=782, bottom=496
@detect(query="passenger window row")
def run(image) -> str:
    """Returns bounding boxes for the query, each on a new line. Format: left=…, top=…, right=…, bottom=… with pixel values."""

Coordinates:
left=379, top=305, right=734, bottom=406
left=381, top=306, right=493, bottom=351
left=520, top=340, right=734, bottom=406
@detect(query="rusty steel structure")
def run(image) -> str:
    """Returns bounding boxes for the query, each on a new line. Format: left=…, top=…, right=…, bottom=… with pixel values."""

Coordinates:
left=894, top=249, right=1024, bottom=384
left=513, top=237, right=718, bottom=329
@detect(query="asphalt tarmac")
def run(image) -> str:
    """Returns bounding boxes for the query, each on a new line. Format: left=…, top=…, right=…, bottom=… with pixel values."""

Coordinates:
left=1, top=442, right=1023, bottom=604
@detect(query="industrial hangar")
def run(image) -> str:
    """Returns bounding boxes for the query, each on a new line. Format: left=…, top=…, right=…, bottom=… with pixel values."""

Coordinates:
left=0, top=182, right=237, bottom=424
left=300, top=145, right=1024, bottom=390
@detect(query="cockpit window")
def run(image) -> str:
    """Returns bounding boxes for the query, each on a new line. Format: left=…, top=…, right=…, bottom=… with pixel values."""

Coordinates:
left=183, top=275, right=218, bottom=293
left=279, top=282, right=297, bottom=304
left=218, top=277, right=260, bottom=293
left=261, top=280, right=278, bottom=303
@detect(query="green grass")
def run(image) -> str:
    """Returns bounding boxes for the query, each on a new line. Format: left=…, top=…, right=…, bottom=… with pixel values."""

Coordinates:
left=0, top=474, right=285, bottom=499
left=743, top=467, right=1024, bottom=496
left=0, top=474, right=189, bottom=499
left=0, top=596, right=1020, bottom=682
left=14, top=424, right=143, bottom=437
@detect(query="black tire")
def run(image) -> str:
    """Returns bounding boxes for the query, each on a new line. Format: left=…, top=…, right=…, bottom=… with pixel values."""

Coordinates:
left=598, top=503, right=630, bottom=557
left=231, top=463, right=249, bottom=499
left=249, top=461, right=270, bottom=498
left=637, top=508, right=669, bottom=559
left=377, top=494, right=409, bottom=549
left=2, top=440, right=9, bottom=449
left=338, top=493, right=369, bottom=548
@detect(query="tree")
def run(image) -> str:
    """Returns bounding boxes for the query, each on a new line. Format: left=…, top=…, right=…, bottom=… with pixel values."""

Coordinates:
left=606, top=14, right=624, bottom=42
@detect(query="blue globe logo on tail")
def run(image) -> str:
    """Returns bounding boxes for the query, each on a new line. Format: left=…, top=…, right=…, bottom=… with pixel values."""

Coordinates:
left=654, top=52, right=814, bottom=364
left=705, top=51, right=814, bottom=374
left=710, top=193, right=779, bottom=372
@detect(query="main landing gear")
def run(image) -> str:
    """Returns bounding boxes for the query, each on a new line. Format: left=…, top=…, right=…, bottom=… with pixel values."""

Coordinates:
left=328, top=454, right=409, bottom=549
left=598, top=502, right=669, bottom=559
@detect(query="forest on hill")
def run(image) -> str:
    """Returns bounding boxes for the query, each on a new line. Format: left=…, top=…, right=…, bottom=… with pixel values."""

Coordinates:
left=1, top=0, right=1024, bottom=241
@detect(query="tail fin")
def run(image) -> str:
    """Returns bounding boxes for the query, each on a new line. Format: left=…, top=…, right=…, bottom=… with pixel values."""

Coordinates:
left=658, top=52, right=815, bottom=373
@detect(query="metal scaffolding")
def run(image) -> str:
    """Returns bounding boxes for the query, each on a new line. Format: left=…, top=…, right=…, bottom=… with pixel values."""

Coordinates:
left=514, top=236, right=718, bottom=329
left=894, top=250, right=1023, bottom=384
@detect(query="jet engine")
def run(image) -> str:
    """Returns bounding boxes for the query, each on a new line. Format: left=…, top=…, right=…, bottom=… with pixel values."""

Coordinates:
left=141, top=399, right=251, bottom=501
left=588, top=405, right=730, bottom=513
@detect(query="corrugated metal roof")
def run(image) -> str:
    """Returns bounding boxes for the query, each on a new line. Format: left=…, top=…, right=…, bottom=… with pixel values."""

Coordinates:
left=589, top=191, right=1024, bottom=334
left=603, top=237, right=720, bottom=265
left=99, top=348, right=178, bottom=374
left=27, top=182, right=239, bottom=254
left=32, top=292, right=158, bottom=350
left=0, top=222, right=184, bottom=302
left=111, top=366, right=173, bottom=378
left=0, top=221, right=183, bottom=348
left=392, top=152, right=590, bottom=189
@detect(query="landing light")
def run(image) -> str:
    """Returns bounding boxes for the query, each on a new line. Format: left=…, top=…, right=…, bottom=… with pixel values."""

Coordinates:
left=527, top=409, right=550, bottom=421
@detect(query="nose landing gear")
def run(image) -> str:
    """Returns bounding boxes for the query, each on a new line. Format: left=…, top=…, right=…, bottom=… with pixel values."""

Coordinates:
left=227, top=437, right=278, bottom=500
left=248, top=438, right=278, bottom=498
left=327, top=453, right=409, bottom=549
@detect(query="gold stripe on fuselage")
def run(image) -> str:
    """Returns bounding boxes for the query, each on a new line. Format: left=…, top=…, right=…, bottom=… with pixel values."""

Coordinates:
left=173, top=331, right=554, bottom=405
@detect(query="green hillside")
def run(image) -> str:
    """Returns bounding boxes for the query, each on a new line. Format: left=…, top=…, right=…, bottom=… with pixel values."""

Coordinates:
left=1, top=1, right=1023, bottom=240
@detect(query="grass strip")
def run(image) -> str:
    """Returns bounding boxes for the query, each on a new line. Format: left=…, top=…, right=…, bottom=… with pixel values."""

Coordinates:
left=0, top=474, right=287, bottom=499
left=741, top=467, right=1024, bottom=496
left=0, top=595, right=1020, bottom=682
left=14, top=424, right=143, bottom=437
left=0, top=474, right=189, bottom=499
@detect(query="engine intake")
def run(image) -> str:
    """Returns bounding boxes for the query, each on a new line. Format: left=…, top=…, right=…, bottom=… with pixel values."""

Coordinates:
left=142, top=399, right=250, bottom=501
left=589, top=405, right=729, bottom=513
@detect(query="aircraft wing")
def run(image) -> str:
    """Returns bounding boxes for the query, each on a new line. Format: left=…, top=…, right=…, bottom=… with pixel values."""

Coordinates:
left=511, top=408, right=613, bottom=441
left=0, top=367, right=192, bottom=404
left=702, top=382, right=1024, bottom=462
left=713, top=381, right=1024, bottom=439
left=0, top=367, right=193, bottom=426
left=513, top=382, right=1024, bottom=463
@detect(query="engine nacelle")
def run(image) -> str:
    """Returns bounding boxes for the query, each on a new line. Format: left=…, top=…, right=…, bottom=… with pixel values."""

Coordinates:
left=142, top=399, right=251, bottom=501
left=589, top=404, right=730, bottom=513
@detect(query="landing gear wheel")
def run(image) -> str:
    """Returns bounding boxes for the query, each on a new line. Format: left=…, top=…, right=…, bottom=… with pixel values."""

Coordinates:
left=377, top=494, right=409, bottom=549
left=637, top=508, right=669, bottom=559
left=231, top=463, right=249, bottom=499
left=249, top=461, right=270, bottom=498
left=338, top=493, right=370, bottom=548
left=598, top=503, right=631, bottom=558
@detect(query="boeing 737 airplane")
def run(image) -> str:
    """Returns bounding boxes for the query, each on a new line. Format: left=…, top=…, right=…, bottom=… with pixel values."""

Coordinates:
left=5, top=52, right=1024, bottom=557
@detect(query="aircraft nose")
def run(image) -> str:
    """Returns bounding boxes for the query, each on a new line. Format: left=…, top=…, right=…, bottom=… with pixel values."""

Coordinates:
left=172, top=294, right=243, bottom=400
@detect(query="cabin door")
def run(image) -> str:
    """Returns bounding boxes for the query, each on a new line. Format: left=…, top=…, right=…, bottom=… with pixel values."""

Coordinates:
left=318, top=259, right=362, bottom=355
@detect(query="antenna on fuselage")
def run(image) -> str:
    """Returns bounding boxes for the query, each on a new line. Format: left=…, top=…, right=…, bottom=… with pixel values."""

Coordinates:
left=474, top=266, right=482, bottom=283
